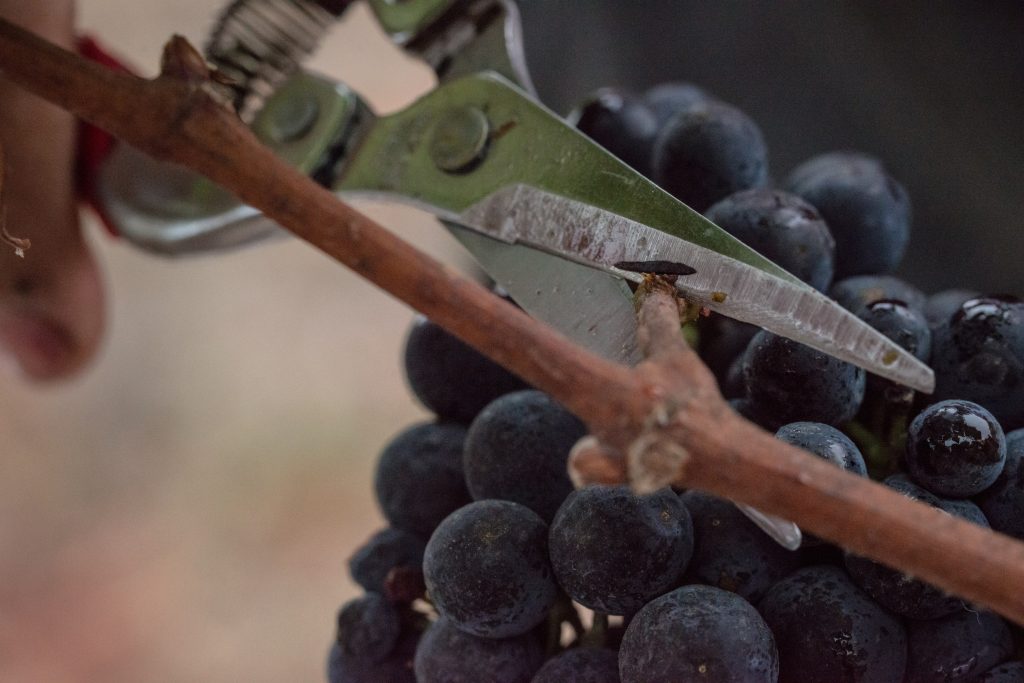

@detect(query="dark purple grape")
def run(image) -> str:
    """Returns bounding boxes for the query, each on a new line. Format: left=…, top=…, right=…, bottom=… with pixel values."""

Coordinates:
left=643, top=81, right=711, bottom=127
left=404, top=315, right=529, bottom=424
left=775, top=422, right=867, bottom=546
left=742, top=330, right=866, bottom=429
left=906, top=609, right=1014, bottom=683
left=373, top=422, right=470, bottom=538
left=348, top=528, right=426, bottom=595
left=698, top=316, right=759, bottom=388
left=335, top=593, right=400, bottom=662
left=931, top=296, right=1024, bottom=429
left=758, top=565, right=907, bottom=683
left=775, top=422, right=867, bottom=476
left=651, top=100, right=769, bottom=212
left=705, top=188, right=835, bottom=292
left=977, top=662, right=1024, bottom=682
left=423, top=500, right=557, bottom=638
left=859, top=299, right=932, bottom=363
left=531, top=647, right=620, bottom=683
left=784, top=152, right=911, bottom=277
left=463, top=390, right=585, bottom=522
left=548, top=485, right=693, bottom=615
left=829, top=274, right=926, bottom=316
left=413, top=616, right=543, bottom=683
left=977, top=428, right=1024, bottom=541
left=925, top=289, right=980, bottom=329
left=569, top=87, right=658, bottom=175
left=680, top=490, right=801, bottom=603
left=905, top=399, right=1006, bottom=498
left=619, top=585, right=778, bottom=683
left=844, top=474, right=989, bottom=619
left=327, top=628, right=418, bottom=683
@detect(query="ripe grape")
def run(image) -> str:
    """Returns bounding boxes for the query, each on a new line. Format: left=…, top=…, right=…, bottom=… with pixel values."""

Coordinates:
left=569, top=87, right=658, bottom=176
left=844, top=474, right=988, bottom=619
left=742, top=330, right=865, bottom=429
left=784, top=152, right=911, bottom=277
left=404, top=315, right=528, bottom=424
left=619, top=584, right=778, bottom=683
left=651, top=99, right=769, bottom=212
left=924, top=288, right=979, bottom=329
left=977, top=428, right=1024, bottom=541
left=334, top=593, right=400, bottom=662
left=905, top=399, right=1006, bottom=498
left=905, top=609, right=1014, bottom=683
left=775, top=422, right=867, bottom=476
left=858, top=299, right=932, bottom=363
left=643, top=81, right=710, bottom=127
left=704, top=188, right=835, bottom=292
left=413, top=616, right=544, bottom=683
left=423, top=500, right=557, bottom=638
left=680, top=490, right=800, bottom=602
left=327, top=629, right=418, bottom=683
left=829, top=274, right=926, bottom=316
left=548, top=485, right=693, bottom=615
left=758, top=565, right=907, bottom=683
left=463, top=390, right=586, bottom=522
left=930, top=296, right=1024, bottom=429
left=348, top=527, right=425, bottom=595
left=373, top=422, right=471, bottom=538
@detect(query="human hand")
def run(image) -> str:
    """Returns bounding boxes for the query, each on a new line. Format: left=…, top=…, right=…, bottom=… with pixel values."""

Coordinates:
left=0, top=0, right=105, bottom=381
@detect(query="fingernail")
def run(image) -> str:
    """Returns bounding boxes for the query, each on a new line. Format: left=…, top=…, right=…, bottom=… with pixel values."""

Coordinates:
left=0, top=313, right=76, bottom=381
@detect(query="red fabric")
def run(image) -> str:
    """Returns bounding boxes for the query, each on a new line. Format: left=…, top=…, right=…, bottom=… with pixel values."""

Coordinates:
left=75, top=36, right=133, bottom=236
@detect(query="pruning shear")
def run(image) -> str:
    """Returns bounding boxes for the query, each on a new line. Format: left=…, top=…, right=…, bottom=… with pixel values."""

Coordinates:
left=95, top=0, right=934, bottom=548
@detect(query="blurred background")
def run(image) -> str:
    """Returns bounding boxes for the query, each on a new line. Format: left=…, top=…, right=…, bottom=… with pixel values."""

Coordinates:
left=0, top=2, right=1020, bottom=681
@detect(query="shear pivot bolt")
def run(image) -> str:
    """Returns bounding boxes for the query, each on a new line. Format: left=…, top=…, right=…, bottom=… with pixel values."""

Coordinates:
left=430, top=106, right=490, bottom=173
left=262, top=91, right=320, bottom=144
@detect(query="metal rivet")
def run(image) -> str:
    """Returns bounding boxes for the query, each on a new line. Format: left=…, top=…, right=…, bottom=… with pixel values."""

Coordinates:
left=429, top=106, right=490, bottom=174
left=264, top=92, right=320, bottom=144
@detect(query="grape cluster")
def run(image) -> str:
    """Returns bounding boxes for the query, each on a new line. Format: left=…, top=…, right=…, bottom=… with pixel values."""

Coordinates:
left=323, top=79, right=1024, bottom=682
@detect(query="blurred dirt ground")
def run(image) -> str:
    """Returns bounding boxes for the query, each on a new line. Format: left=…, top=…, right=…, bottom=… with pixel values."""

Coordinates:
left=0, top=2, right=453, bottom=680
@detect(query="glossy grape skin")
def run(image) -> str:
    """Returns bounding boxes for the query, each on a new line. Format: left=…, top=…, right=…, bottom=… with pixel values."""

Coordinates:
left=335, top=593, right=400, bottom=662
left=776, top=422, right=867, bottom=476
left=742, top=330, right=866, bottom=429
left=905, top=399, right=1006, bottom=498
left=977, top=429, right=1024, bottom=541
left=651, top=100, right=769, bottom=212
left=348, top=528, right=426, bottom=595
left=930, top=297, right=1024, bottom=429
left=925, top=289, right=980, bottom=329
left=569, top=87, right=659, bottom=176
left=327, top=629, right=418, bottom=683
left=905, top=609, right=1014, bottom=683
left=373, top=422, right=471, bottom=538
left=844, top=475, right=988, bottom=619
left=859, top=299, right=932, bottom=363
left=705, top=188, right=835, bottom=292
left=680, top=490, right=801, bottom=603
left=423, top=500, right=557, bottom=638
left=531, top=647, right=621, bottom=683
left=758, top=565, right=907, bottom=683
left=404, top=315, right=529, bottom=424
left=784, top=152, right=911, bottom=278
left=619, top=585, right=778, bottom=683
left=643, top=81, right=711, bottom=127
left=829, top=274, right=926, bottom=316
left=413, top=616, right=543, bottom=683
left=977, top=662, right=1024, bottom=682
left=548, top=486, right=694, bottom=615
left=463, top=390, right=585, bottom=522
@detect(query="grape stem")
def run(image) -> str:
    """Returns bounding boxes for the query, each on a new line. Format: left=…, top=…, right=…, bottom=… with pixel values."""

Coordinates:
left=1, top=20, right=1023, bottom=625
